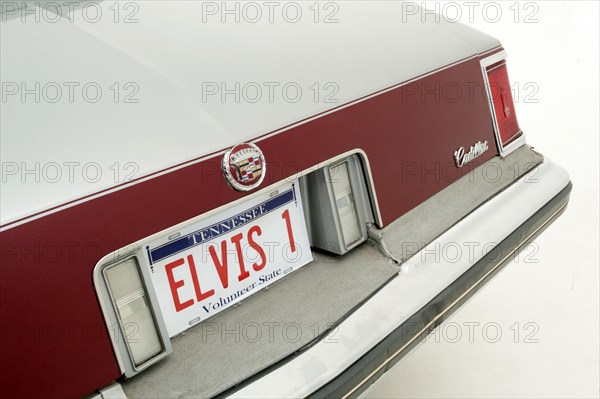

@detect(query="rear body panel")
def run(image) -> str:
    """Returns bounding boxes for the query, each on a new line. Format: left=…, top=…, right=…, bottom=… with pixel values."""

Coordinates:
left=1, top=51, right=500, bottom=398
left=0, top=3, right=563, bottom=398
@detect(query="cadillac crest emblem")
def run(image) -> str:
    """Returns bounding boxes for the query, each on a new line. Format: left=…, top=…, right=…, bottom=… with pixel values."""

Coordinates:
left=222, top=143, right=266, bottom=191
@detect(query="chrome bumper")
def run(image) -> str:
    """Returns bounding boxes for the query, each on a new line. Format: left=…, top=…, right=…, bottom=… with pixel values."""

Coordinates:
left=228, top=159, right=571, bottom=398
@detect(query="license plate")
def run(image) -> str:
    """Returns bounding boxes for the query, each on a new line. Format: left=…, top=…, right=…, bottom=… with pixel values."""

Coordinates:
left=145, top=181, right=312, bottom=337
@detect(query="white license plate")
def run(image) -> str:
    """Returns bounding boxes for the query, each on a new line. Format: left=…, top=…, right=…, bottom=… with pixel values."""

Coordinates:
left=145, top=181, right=312, bottom=337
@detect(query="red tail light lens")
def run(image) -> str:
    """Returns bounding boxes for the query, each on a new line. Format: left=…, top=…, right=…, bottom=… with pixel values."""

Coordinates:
left=486, top=61, right=522, bottom=146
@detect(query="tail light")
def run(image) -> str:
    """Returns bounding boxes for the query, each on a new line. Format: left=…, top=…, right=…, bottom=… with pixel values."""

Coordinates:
left=481, top=51, right=525, bottom=156
left=96, top=256, right=172, bottom=377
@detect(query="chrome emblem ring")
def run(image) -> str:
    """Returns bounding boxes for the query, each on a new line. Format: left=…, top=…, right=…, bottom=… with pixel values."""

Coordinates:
left=222, top=143, right=266, bottom=192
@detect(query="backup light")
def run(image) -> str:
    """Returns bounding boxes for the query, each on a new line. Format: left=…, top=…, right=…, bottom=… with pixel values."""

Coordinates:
left=104, top=258, right=163, bottom=366
left=98, top=256, right=171, bottom=377
left=302, top=154, right=373, bottom=255
left=330, top=161, right=362, bottom=247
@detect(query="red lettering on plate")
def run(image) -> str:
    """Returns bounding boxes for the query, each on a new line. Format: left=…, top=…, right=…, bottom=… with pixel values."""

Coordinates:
left=209, top=241, right=229, bottom=289
left=248, top=225, right=267, bottom=272
left=281, top=209, right=296, bottom=252
left=231, top=232, right=250, bottom=282
left=165, top=258, right=194, bottom=312
left=187, top=254, right=214, bottom=302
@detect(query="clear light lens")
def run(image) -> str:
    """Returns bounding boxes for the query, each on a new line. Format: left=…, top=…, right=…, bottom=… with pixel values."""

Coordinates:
left=105, top=258, right=163, bottom=367
left=331, top=162, right=361, bottom=247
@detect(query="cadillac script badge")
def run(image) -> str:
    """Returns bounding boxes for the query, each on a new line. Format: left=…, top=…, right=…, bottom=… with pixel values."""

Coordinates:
left=222, top=143, right=266, bottom=191
left=454, top=140, right=489, bottom=168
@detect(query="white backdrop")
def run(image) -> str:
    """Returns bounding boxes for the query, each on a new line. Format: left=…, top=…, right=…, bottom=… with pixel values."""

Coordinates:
left=367, top=1, right=600, bottom=398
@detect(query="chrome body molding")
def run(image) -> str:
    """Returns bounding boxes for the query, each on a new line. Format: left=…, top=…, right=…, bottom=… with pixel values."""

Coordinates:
left=228, top=158, right=570, bottom=398
left=98, top=382, right=127, bottom=399
left=86, top=382, right=127, bottom=399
